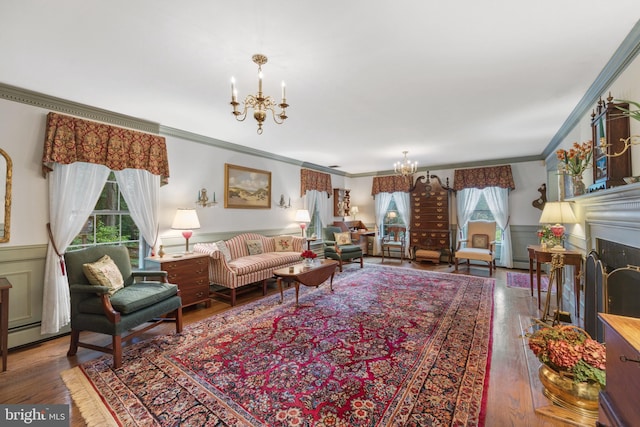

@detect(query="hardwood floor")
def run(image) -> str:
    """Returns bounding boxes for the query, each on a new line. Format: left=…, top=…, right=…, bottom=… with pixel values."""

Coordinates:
left=0, top=258, right=576, bottom=426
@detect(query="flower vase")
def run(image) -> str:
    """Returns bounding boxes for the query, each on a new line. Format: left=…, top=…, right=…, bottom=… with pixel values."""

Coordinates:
left=303, top=258, right=315, bottom=268
left=571, top=174, right=586, bottom=196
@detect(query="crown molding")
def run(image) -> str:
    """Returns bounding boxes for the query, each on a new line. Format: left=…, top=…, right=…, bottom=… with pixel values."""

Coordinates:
left=0, top=82, right=160, bottom=133
left=542, top=20, right=640, bottom=160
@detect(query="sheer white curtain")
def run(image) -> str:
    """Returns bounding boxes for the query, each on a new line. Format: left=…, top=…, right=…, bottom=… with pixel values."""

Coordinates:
left=374, top=192, right=393, bottom=255
left=456, top=188, right=482, bottom=237
left=304, top=190, right=328, bottom=238
left=316, top=191, right=331, bottom=235
left=42, top=162, right=110, bottom=334
left=484, top=186, right=513, bottom=268
left=393, top=191, right=411, bottom=257
left=116, top=169, right=160, bottom=256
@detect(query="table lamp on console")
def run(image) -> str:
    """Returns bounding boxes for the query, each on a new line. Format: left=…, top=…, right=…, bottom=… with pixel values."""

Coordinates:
left=171, top=208, right=201, bottom=253
left=539, top=201, right=578, bottom=251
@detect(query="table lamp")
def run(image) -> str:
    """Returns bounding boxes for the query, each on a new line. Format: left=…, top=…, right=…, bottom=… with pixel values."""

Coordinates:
left=350, top=206, right=359, bottom=220
left=539, top=201, right=578, bottom=251
left=294, top=209, right=311, bottom=237
left=171, top=208, right=201, bottom=253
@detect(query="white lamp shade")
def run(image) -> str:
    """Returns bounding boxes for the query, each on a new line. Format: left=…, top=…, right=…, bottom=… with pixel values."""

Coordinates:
left=171, top=208, right=201, bottom=230
left=295, top=209, right=311, bottom=222
left=539, top=201, right=577, bottom=224
left=350, top=206, right=359, bottom=214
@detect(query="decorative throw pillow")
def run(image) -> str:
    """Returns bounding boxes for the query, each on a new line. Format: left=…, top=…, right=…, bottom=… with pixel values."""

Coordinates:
left=334, top=231, right=352, bottom=246
left=471, top=234, right=490, bottom=249
left=246, top=239, right=264, bottom=255
left=275, top=235, right=293, bottom=252
left=82, top=255, right=125, bottom=296
left=215, top=240, right=232, bottom=262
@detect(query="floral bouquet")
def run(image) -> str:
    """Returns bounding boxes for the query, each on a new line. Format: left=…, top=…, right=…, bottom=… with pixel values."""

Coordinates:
left=527, top=324, right=606, bottom=387
left=556, top=141, right=593, bottom=177
left=300, top=250, right=317, bottom=259
left=537, top=225, right=564, bottom=247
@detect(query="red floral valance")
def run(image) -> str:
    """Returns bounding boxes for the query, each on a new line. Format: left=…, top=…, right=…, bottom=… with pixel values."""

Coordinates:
left=371, top=175, right=412, bottom=196
left=453, top=165, right=515, bottom=191
left=300, top=169, right=332, bottom=196
left=42, top=112, right=170, bottom=184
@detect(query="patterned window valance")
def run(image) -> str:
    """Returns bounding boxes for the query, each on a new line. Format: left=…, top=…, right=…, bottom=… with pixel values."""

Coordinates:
left=453, top=165, right=515, bottom=191
left=42, top=112, right=170, bottom=184
left=300, top=169, right=332, bottom=196
left=371, top=175, right=411, bottom=196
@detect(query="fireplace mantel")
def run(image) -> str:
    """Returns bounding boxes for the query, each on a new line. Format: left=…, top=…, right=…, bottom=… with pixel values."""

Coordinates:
left=570, top=182, right=640, bottom=252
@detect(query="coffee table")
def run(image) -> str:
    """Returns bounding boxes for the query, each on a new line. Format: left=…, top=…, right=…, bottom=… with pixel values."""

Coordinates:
left=273, top=259, right=339, bottom=305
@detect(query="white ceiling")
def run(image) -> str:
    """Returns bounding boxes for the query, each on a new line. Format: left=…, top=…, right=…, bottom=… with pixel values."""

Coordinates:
left=1, top=1, right=640, bottom=174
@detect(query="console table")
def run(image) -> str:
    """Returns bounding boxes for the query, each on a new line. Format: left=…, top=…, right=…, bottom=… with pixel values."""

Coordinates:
left=527, top=245, right=583, bottom=317
left=0, top=277, right=11, bottom=372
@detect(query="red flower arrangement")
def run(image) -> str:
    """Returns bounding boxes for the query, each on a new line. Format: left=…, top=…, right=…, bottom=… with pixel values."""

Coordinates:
left=527, top=324, right=606, bottom=387
left=300, top=250, right=317, bottom=259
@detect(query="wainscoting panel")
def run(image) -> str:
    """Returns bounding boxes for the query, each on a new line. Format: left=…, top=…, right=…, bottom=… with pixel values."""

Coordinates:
left=0, top=245, right=53, bottom=348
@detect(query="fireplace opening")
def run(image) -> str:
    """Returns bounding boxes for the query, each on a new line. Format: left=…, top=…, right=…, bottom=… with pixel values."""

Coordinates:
left=584, top=239, right=640, bottom=342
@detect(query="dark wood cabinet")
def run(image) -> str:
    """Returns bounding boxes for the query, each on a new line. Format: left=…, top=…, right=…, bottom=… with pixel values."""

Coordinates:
left=590, top=96, right=631, bottom=192
left=409, top=175, right=453, bottom=263
left=598, top=313, right=640, bottom=426
left=146, top=252, right=211, bottom=308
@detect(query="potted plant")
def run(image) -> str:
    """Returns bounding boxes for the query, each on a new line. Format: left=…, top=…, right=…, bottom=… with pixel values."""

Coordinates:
left=300, top=249, right=318, bottom=267
left=526, top=323, right=606, bottom=416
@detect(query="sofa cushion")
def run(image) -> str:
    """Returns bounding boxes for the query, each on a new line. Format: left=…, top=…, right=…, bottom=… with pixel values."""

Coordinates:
left=78, top=282, right=179, bottom=315
left=471, top=234, right=490, bottom=249
left=82, top=255, right=124, bottom=296
left=215, top=240, right=232, bottom=262
left=246, top=239, right=264, bottom=255
left=334, top=232, right=352, bottom=246
left=274, top=235, right=293, bottom=252
left=227, top=252, right=301, bottom=276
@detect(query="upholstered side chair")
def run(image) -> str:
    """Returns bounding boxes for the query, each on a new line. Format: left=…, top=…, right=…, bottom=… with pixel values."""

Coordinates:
left=323, top=226, right=364, bottom=272
left=454, top=220, right=497, bottom=276
left=64, top=245, right=183, bottom=368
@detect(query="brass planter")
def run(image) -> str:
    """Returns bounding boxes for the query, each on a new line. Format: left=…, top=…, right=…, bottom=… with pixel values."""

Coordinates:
left=538, top=364, right=600, bottom=417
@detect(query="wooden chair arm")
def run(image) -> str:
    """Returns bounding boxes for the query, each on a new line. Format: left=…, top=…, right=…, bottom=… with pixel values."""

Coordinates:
left=99, top=294, right=121, bottom=324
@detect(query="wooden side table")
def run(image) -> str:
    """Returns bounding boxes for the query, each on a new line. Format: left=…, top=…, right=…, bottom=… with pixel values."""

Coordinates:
left=527, top=245, right=583, bottom=316
left=0, top=277, right=12, bottom=372
left=273, top=260, right=338, bottom=305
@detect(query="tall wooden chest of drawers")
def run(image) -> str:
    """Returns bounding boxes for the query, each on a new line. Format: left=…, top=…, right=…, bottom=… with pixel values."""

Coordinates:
left=409, top=175, right=453, bottom=263
left=146, top=252, right=211, bottom=308
left=598, top=313, right=640, bottom=426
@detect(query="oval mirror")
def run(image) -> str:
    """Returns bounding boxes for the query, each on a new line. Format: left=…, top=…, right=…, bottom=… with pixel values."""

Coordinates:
left=0, top=148, right=12, bottom=243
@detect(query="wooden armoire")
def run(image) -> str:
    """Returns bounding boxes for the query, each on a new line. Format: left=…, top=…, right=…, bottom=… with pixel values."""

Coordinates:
left=409, top=174, right=454, bottom=263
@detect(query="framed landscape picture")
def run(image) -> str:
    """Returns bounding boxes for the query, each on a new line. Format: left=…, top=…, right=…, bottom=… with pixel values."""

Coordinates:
left=224, top=163, right=271, bottom=209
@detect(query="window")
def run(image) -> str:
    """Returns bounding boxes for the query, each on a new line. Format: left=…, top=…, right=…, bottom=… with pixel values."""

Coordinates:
left=68, top=172, right=141, bottom=267
left=466, top=192, right=502, bottom=261
left=382, top=196, right=406, bottom=237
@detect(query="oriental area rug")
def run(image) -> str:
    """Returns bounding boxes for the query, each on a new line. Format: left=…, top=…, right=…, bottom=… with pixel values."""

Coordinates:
left=506, top=271, right=548, bottom=292
left=61, top=265, right=495, bottom=426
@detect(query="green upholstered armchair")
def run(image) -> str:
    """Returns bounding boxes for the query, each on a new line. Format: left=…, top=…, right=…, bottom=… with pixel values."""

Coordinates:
left=323, top=226, right=364, bottom=272
left=64, top=245, right=183, bottom=368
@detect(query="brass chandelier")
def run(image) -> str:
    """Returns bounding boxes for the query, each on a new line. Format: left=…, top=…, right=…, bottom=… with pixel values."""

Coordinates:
left=230, top=54, right=289, bottom=135
left=394, top=151, right=418, bottom=177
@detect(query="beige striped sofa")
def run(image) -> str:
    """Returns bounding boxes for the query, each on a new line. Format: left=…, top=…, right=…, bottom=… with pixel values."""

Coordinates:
left=193, top=233, right=305, bottom=306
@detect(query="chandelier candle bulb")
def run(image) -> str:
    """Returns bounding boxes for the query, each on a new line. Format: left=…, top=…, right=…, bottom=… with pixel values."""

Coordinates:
left=231, top=77, right=236, bottom=101
left=282, top=81, right=286, bottom=100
